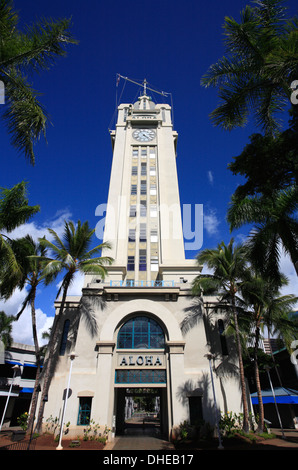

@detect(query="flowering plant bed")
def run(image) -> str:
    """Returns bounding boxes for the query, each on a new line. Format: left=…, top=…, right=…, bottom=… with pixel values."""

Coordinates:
left=34, top=433, right=106, bottom=450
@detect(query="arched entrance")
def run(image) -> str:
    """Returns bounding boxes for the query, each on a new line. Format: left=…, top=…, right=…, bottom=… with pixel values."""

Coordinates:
left=113, top=315, right=168, bottom=437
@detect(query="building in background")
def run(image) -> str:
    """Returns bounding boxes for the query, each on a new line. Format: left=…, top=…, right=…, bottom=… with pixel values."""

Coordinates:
left=0, top=343, right=37, bottom=428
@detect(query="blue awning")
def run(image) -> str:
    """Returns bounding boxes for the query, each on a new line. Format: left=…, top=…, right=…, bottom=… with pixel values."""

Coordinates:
left=20, top=387, right=34, bottom=394
left=5, top=360, right=22, bottom=366
left=251, top=387, right=298, bottom=405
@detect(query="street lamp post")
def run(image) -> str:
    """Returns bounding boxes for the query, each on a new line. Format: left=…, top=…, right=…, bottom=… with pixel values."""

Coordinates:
left=205, top=353, right=223, bottom=449
left=56, top=352, right=77, bottom=450
left=0, top=365, right=20, bottom=432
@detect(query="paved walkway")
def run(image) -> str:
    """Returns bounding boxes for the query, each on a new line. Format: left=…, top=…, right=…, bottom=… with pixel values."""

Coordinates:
left=106, top=425, right=174, bottom=451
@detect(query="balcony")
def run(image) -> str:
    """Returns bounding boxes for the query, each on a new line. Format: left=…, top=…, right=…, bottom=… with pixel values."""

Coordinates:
left=109, top=280, right=174, bottom=287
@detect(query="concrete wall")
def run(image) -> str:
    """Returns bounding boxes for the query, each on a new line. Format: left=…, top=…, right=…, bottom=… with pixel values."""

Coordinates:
left=41, top=289, right=244, bottom=439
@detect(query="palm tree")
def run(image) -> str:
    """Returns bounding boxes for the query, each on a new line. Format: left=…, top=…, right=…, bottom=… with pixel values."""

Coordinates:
left=0, top=181, right=40, bottom=282
left=201, top=0, right=298, bottom=135
left=0, top=310, right=14, bottom=348
left=239, top=270, right=297, bottom=432
left=0, top=0, right=77, bottom=164
left=34, top=220, right=113, bottom=433
left=227, top=185, right=298, bottom=283
left=189, top=239, right=251, bottom=433
left=0, top=235, right=58, bottom=433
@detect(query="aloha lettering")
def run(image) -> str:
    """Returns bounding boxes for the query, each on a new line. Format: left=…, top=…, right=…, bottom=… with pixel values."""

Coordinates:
left=119, top=355, right=163, bottom=366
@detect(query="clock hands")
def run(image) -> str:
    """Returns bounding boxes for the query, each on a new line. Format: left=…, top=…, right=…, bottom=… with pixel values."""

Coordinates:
left=133, top=129, right=155, bottom=141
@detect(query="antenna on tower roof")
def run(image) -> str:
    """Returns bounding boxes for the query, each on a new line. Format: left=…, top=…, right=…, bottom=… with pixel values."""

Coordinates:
left=110, top=74, right=174, bottom=130
left=116, top=74, right=170, bottom=98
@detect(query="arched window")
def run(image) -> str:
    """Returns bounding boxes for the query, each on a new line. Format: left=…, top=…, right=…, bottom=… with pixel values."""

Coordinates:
left=59, top=319, right=70, bottom=356
left=117, top=316, right=165, bottom=349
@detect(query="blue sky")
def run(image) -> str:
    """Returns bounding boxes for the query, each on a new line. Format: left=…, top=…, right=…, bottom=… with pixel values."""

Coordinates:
left=1, top=0, right=297, bottom=344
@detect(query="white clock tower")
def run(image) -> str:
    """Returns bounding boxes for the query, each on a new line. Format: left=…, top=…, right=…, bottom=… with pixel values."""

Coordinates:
left=42, top=79, right=244, bottom=443
left=85, top=79, right=199, bottom=288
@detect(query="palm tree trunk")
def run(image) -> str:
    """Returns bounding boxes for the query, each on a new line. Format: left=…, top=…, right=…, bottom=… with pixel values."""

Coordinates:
left=232, top=297, right=250, bottom=433
left=35, top=277, right=71, bottom=433
left=26, top=283, right=42, bottom=434
left=254, top=321, right=265, bottom=432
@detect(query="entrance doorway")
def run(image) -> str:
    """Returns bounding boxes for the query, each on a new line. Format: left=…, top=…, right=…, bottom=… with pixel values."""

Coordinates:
left=114, top=387, right=168, bottom=437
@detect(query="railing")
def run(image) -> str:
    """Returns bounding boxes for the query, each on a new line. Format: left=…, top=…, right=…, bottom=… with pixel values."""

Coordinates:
left=109, top=280, right=175, bottom=287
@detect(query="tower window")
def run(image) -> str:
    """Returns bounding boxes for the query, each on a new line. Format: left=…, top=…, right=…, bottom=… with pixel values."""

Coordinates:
left=150, top=205, right=157, bottom=217
left=131, top=184, right=137, bottom=195
left=149, top=147, right=156, bottom=158
left=141, top=148, right=147, bottom=157
left=77, top=397, right=92, bottom=425
left=140, top=181, right=147, bottom=195
left=141, top=163, right=147, bottom=175
left=139, top=249, right=147, bottom=271
left=130, top=205, right=136, bottom=217
left=140, top=223, right=147, bottom=242
left=132, top=148, right=138, bottom=157
left=132, top=166, right=137, bottom=175
left=150, top=184, right=156, bottom=195
left=140, top=200, right=147, bottom=217
left=117, top=316, right=165, bottom=349
left=128, top=229, right=136, bottom=242
left=127, top=256, right=135, bottom=271
left=150, top=229, right=158, bottom=242
left=150, top=256, right=158, bottom=271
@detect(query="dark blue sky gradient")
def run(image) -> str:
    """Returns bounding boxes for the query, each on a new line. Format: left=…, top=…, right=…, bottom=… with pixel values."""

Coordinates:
left=1, top=0, right=297, bottom=339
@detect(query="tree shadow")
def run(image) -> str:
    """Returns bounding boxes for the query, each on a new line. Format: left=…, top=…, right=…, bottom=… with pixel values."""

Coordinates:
left=179, top=296, right=243, bottom=418
left=41, top=293, right=108, bottom=394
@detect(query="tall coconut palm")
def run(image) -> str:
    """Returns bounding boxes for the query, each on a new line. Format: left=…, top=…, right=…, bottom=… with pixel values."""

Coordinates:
left=0, top=310, right=14, bottom=348
left=0, top=181, right=40, bottom=281
left=34, top=220, right=113, bottom=433
left=201, top=0, right=298, bottom=135
left=0, top=0, right=77, bottom=164
left=189, top=239, right=251, bottom=433
left=227, top=185, right=298, bottom=283
left=0, top=234, right=58, bottom=433
left=239, top=270, right=297, bottom=432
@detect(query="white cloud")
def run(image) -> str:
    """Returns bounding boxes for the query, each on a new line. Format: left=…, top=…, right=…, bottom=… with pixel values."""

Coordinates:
left=279, top=250, right=298, bottom=309
left=3, top=208, right=72, bottom=242
left=207, top=171, right=214, bottom=185
left=12, top=306, right=54, bottom=346
left=0, top=209, right=72, bottom=345
left=0, top=287, right=54, bottom=346
left=56, top=272, right=84, bottom=297
left=204, top=209, right=220, bottom=236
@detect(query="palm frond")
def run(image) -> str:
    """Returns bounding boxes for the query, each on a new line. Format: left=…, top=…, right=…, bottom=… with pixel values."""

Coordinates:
left=1, top=17, right=78, bottom=71
left=0, top=181, right=40, bottom=231
left=1, top=68, right=47, bottom=165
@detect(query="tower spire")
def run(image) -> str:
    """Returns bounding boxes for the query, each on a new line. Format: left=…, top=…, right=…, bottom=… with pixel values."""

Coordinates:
left=143, top=78, right=147, bottom=96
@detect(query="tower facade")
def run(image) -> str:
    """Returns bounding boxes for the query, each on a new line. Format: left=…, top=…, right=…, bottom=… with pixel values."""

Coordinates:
left=41, top=86, right=245, bottom=441
left=85, top=90, right=197, bottom=288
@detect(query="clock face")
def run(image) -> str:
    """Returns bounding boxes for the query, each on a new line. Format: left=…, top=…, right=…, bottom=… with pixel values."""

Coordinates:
left=132, top=128, right=156, bottom=142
